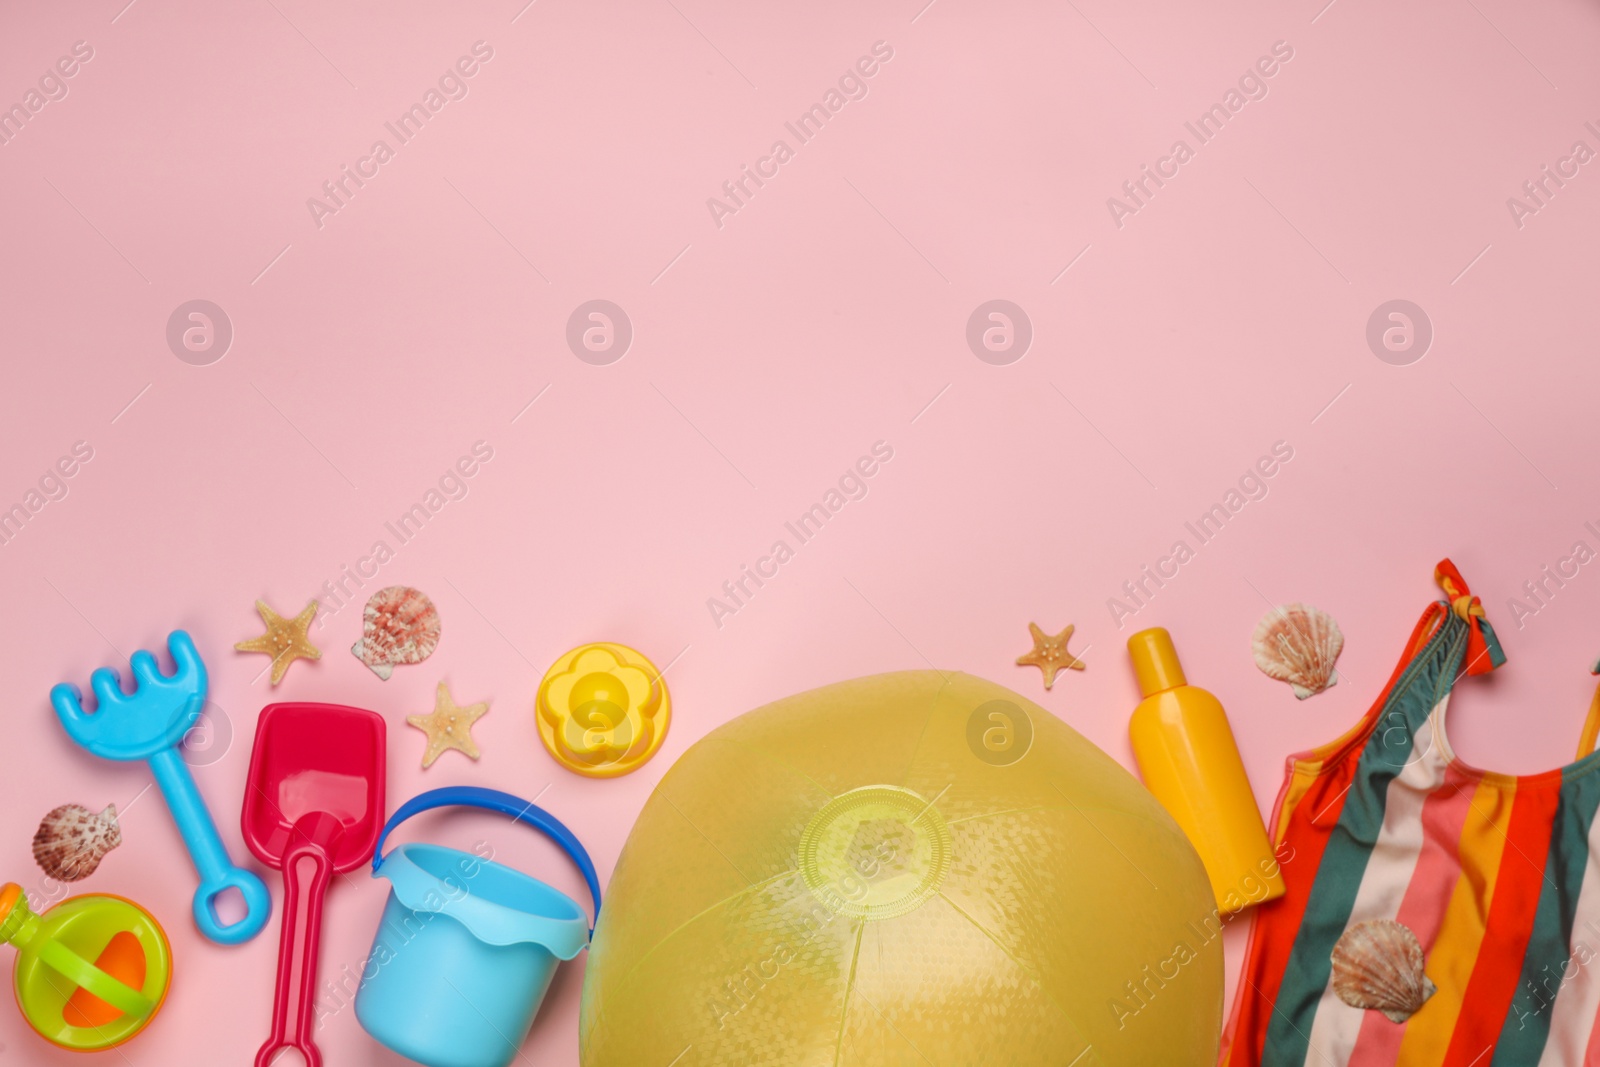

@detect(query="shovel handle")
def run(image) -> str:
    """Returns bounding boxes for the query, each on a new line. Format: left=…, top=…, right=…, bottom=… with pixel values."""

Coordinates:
left=150, top=748, right=272, bottom=944
left=256, top=836, right=332, bottom=1067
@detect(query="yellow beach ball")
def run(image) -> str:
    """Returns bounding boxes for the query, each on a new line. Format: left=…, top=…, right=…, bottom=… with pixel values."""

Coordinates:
left=580, top=671, right=1223, bottom=1066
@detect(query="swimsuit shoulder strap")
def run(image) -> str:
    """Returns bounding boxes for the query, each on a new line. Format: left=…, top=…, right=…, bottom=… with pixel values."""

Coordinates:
left=1433, top=558, right=1507, bottom=676
left=1371, top=560, right=1507, bottom=758
left=1577, top=669, right=1600, bottom=759
left=1436, top=562, right=1600, bottom=762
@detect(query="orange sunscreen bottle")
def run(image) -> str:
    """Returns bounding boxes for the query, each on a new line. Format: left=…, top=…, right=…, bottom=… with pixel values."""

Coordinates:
left=1127, top=627, right=1284, bottom=914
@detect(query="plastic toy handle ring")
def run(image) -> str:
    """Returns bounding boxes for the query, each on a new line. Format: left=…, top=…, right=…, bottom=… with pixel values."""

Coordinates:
left=373, top=786, right=602, bottom=927
left=150, top=749, right=272, bottom=944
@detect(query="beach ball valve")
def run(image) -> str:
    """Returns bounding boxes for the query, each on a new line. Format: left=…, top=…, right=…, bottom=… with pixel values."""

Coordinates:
left=0, top=882, right=172, bottom=1051
left=536, top=643, right=671, bottom=777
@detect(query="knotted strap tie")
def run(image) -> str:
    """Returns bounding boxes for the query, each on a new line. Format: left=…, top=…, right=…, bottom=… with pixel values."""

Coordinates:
left=1435, top=558, right=1506, bottom=676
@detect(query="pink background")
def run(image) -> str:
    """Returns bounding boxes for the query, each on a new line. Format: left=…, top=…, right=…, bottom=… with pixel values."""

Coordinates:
left=4, top=0, right=1600, bottom=1062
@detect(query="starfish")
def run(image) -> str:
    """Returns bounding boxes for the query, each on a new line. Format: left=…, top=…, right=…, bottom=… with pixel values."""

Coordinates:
left=1015, top=622, right=1086, bottom=689
left=234, top=599, right=321, bottom=686
left=407, top=682, right=490, bottom=768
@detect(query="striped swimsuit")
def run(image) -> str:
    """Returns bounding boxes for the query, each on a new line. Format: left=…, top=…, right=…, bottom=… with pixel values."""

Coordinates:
left=1220, top=560, right=1600, bottom=1066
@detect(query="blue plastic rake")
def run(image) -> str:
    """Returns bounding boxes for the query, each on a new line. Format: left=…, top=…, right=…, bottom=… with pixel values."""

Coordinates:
left=50, top=630, right=270, bottom=945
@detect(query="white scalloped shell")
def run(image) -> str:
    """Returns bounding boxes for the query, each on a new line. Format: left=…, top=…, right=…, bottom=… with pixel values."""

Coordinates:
left=1252, top=602, right=1343, bottom=699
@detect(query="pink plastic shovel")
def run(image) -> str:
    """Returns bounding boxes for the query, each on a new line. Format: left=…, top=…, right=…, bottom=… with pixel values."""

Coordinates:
left=243, top=703, right=386, bottom=1067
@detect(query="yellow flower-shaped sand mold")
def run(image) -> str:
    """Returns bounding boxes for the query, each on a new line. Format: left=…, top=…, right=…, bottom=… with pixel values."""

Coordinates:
left=536, top=643, right=670, bottom=777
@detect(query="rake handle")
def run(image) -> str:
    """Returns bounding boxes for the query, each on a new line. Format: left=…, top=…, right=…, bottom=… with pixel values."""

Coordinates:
left=149, top=748, right=272, bottom=944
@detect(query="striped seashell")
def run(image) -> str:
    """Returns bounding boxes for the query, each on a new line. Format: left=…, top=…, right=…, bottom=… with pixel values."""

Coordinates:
left=1331, top=919, right=1436, bottom=1024
left=33, top=804, right=121, bottom=882
left=1252, top=603, right=1344, bottom=700
left=351, top=586, right=441, bottom=680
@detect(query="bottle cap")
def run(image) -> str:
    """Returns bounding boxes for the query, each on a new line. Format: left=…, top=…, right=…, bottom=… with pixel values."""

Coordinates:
left=1128, top=628, right=1187, bottom=696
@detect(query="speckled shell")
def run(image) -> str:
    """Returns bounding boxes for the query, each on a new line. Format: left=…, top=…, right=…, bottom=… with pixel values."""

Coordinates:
left=1331, top=919, right=1436, bottom=1023
left=351, top=586, right=440, bottom=680
left=33, top=804, right=121, bottom=882
left=1252, top=603, right=1344, bottom=699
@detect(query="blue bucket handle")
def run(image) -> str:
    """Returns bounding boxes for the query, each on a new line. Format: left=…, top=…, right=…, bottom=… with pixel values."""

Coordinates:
left=373, top=786, right=602, bottom=931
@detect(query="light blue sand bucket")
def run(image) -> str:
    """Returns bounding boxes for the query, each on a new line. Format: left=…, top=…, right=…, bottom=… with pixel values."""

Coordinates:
left=355, top=786, right=602, bottom=1067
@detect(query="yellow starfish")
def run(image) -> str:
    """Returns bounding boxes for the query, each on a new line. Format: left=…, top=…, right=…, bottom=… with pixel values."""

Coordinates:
left=407, top=682, right=490, bottom=768
left=234, top=599, right=321, bottom=686
left=1015, top=622, right=1086, bottom=689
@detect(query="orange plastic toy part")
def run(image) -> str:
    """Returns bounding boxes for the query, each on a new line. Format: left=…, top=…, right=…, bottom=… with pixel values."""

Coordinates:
left=65, top=931, right=147, bottom=1027
left=0, top=885, right=20, bottom=926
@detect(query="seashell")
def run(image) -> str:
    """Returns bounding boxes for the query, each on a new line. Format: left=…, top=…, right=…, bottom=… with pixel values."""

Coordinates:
left=351, top=586, right=440, bottom=680
left=1331, top=919, right=1435, bottom=1023
left=1252, top=603, right=1344, bottom=699
left=33, top=804, right=121, bottom=882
